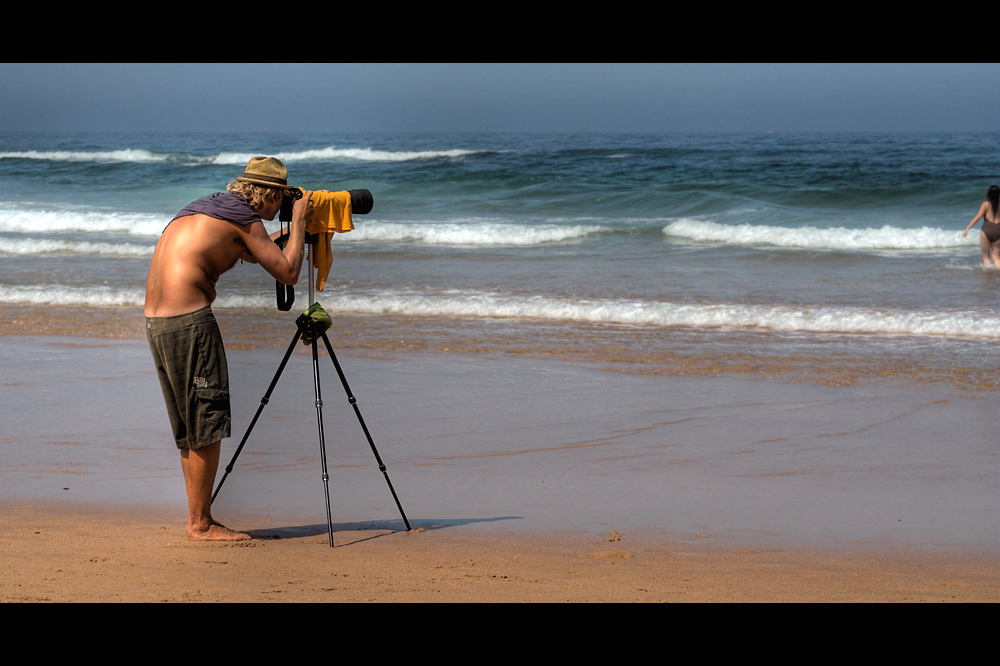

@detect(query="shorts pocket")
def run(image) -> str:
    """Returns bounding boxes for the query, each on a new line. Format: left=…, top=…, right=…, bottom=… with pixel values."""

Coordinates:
left=193, top=388, right=231, bottom=442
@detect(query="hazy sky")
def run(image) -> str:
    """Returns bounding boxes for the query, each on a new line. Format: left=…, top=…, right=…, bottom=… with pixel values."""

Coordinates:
left=1, top=63, right=997, bottom=134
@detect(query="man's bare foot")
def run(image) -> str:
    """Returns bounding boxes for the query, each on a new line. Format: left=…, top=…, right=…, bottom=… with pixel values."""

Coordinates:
left=187, top=522, right=251, bottom=541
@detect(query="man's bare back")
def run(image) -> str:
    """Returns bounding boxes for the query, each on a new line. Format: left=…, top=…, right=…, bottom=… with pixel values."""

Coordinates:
left=144, top=214, right=248, bottom=317
left=144, top=192, right=310, bottom=318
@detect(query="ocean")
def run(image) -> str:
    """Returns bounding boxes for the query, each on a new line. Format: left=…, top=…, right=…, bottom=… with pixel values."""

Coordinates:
left=3, top=130, right=1000, bottom=389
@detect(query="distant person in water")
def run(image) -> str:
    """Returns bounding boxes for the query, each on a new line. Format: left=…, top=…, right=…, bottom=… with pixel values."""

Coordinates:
left=963, top=185, right=1000, bottom=268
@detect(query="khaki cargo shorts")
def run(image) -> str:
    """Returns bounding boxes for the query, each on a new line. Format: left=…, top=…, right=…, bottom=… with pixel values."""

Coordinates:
left=146, top=306, right=231, bottom=449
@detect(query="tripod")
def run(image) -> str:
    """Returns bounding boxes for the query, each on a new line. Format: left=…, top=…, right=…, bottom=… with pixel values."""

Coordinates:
left=212, top=243, right=411, bottom=547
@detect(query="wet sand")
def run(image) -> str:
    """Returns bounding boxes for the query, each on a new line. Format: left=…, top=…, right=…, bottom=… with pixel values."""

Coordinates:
left=3, top=330, right=1000, bottom=602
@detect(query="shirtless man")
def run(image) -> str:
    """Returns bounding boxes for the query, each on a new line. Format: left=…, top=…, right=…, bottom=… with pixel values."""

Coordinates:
left=144, top=156, right=312, bottom=541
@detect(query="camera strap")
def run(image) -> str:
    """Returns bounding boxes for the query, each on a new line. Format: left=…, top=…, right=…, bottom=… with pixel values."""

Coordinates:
left=276, top=282, right=294, bottom=311
left=275, top=214, right=294, bottom=311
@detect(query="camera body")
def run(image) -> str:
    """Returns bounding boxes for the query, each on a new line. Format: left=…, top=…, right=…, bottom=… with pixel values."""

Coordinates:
left=278, top=187, right=302, bottom=223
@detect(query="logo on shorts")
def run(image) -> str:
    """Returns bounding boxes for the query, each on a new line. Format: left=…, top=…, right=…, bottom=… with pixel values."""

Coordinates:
left=193, top=377, right=209, bottom=389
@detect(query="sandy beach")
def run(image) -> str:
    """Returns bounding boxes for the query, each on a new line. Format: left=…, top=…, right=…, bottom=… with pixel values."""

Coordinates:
left=4, top=501, right=998, bottom=602
left=3, top=328, right=1000, bottom=602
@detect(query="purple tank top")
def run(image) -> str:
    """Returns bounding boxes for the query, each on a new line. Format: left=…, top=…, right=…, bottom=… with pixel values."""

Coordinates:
left=171, top=192, right=261, bottom=226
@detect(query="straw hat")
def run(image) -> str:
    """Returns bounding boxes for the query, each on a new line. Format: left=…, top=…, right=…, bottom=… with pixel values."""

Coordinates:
left=236, top=156, right=288, bottom=188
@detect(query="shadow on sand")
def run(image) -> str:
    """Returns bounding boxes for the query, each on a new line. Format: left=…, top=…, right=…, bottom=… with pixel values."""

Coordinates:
left=245, top=515, right=523, bottom=546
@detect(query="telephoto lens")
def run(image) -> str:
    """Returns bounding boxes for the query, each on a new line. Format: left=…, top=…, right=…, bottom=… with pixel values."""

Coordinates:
left=348, top=189, right=374, bottom=214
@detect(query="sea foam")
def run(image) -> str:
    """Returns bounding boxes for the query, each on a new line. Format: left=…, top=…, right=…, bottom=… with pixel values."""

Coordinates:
left=0, top=204, right=609, bottom=255
left=664, top=218, right=972, bottom=252
left=0, top=237, right=152, bottom=257
left=0, top=149, right=169, bottom=163
left=0, top=207, right=164, bottom=237
left=1, top=146, right=488, bottom=165
left=4, top=283, right=997, bottom=339
left=337, top=220, right=608, bottom=246
left=312, top=291, right=1000, bottom=339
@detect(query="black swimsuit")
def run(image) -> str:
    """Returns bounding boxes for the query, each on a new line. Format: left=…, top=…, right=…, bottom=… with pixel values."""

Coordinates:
left=984, top=216, right=1000, bottom=244
left=982, top=218, right=1000, bottom=243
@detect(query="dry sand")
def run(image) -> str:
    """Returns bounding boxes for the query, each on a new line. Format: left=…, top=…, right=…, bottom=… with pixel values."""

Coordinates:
left=3, top=501, right=998, bottom=603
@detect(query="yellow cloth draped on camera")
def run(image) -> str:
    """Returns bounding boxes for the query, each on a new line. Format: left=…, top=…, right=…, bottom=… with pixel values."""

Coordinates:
left=302, top=189, right=354, bottom=291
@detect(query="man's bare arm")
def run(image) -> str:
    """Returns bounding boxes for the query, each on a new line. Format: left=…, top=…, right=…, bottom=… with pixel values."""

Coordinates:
left=240, top=228, right=288, bottom=264
left=239, top=190, right=312, bottom=284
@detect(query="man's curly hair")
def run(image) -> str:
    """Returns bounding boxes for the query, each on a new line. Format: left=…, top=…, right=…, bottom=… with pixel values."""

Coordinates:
left=227, top=180, right=284, bottom=212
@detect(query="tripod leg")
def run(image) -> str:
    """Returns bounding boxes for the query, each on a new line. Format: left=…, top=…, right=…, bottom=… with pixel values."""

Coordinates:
left=309, top=328, right=336, bottom=548
left=212, top=326, right=304, bottom=504
left=320, top=330, right=412, bottom=531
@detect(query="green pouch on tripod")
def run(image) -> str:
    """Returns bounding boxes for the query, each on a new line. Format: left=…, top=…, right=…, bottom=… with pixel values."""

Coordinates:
left=301, top=302, right=332, bottom=346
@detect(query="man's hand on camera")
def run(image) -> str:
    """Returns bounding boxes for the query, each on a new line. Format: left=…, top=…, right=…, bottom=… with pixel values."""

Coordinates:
left=293, top=190, right=314, bottom=230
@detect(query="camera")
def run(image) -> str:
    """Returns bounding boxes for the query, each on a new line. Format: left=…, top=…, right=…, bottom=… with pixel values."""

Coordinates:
left=279, top=188, right=373, bottom=222
left=275, top=188, right=374, bottom=311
